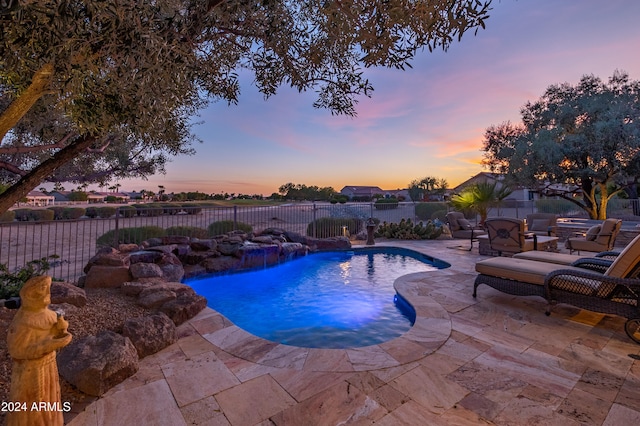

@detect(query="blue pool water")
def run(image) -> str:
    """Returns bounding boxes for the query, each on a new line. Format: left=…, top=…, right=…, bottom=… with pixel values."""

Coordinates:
left=186, top=247, right=449, bottom=349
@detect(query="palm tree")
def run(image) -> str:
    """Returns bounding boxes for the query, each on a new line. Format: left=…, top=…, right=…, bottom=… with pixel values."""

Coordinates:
left=451, top=182, right=513, bottom=226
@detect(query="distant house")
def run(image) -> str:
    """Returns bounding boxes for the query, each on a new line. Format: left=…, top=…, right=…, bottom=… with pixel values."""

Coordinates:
left=50, top=190, right=72, bottom=203
left=340, top=186, right=384, bottom=199
left=452, top=172, right=580, bottom=202
left=24, top=191, right=55, bottom=207
left=88, top=192, right=131, bottom=203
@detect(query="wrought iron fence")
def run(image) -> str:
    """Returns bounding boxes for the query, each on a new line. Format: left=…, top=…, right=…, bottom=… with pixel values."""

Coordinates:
left=2, top=199, right=638, bottom=282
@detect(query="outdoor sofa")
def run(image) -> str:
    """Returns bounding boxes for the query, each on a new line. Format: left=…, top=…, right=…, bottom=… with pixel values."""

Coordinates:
left=445, top=211, right=486, bottom=250
left=474, top=234, right=640, bottom=343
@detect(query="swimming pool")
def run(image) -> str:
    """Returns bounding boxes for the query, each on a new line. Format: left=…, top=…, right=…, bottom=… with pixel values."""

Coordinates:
left=186, top=247, right=450, bottom=349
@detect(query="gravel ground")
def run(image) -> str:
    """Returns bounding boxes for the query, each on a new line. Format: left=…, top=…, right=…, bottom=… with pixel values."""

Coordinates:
left=0, top=288, right=155, bottom=424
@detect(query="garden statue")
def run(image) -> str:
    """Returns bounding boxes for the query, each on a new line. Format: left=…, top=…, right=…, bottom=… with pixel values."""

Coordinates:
left=6, top=275, right=72, bottom=426
left=366, top=218, right=377, bottom=245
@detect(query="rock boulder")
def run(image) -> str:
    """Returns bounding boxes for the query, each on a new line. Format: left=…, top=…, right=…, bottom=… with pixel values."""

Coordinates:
left=122, top=313, right=177, bottom=358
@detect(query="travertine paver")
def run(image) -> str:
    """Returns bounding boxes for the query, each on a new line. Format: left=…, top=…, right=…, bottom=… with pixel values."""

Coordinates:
left=67, top=239, right=640, bottom=426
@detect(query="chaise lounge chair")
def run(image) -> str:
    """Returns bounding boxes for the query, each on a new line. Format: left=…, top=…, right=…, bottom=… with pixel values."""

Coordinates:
left=525, top=213, right=558, bottom=237
left=445, top=211, right=486, bottom=250
left=474, top=234, right=640, bottom=343
left=564, top=218, right=622, bottom=254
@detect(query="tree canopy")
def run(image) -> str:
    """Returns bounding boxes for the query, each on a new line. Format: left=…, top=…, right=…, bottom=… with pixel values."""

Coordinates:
left=0, top=0, right=491, bottom=213
left=408, top=176, right=448, bottom=201
left=482, top=71, right=640, bottom=219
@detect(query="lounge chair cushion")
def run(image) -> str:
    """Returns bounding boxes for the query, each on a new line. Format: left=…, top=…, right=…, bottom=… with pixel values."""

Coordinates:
left=528, top=219, right=548, bottom=232
left=596, top=219, right=619, bottom=245
left=475, top=257, right=588, bottom=286
left=457, top=218, right=472, bottom=229
left=513, top=251, right=584, bottom=265
left=604, top=234, right=640, bottom=279
left=585, top=225, right=600, bottom=241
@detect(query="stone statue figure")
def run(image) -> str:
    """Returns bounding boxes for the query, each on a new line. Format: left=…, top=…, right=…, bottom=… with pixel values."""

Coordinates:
left=6, top=275, right=73, bottom=426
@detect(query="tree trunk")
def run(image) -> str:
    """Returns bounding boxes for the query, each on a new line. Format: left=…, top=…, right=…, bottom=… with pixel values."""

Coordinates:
left=0, top=63, right=54, bottom=140
left=0, top=135, right=96, bottom=214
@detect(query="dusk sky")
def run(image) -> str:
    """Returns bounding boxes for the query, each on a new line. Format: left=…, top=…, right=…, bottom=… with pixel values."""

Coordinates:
left=118, top=0, right=640, bottom=196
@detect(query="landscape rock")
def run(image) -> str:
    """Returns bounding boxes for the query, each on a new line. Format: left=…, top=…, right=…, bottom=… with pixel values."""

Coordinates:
left=129, top=262, right=163, bottom=279
left=122, top=313, right=177, bottom=358
left=190, top=238, right=216, bottom=251
left=137, top=289, right=177, bottom=309
left=159, top=293, right=207, bottom=325
left=50, top=281, right=87, bottom=307
left=157, top=253, right=184, bottom=282
left=84, top=265, right=132, bottom=289
left=162, top=235, right=191, bottom=245
left=182, top=264, right=207, bottom=279
left=129, top=250, right=164, bottom=264
left=118, top=243, right=140, bottom=253
left=121, top=281, right=154, bottom=296
left=202, top=256, right=241, bottom=273
left=57, top=330, right=139, bottom=396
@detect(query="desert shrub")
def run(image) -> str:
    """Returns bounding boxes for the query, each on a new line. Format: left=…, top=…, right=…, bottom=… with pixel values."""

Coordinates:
left=415, top=202, right=448, bottom=221
left=31, top=209, right=54, bottom=221
left=47, top=206, right=66, bottom=220
left=118, top=205, right=137, bottom=218
left=0, top=255, right=59, bottom=299
left=97, top=206, right=117, bottom=218
left=135, top=204, right=163, bottom=216
left=207, top=220, right=253, bottom=236
left=0, top=210, right=15, bottom=222
left=374, top=198, right=399, bottom=210
left=535, top=198, right=578, bottom=215
left=63, top=207, right=86, bottom=220
left=96, top=226, right=166, bottom=248
left=13, top=208, right=33, bottom=221
left=85, top=206, right=98, bottom=218
left=306, top=217, right=361, bottom=238
left=166, top=226, right=209, bottom=239
left=182, top=204, right=202, bottom=215
left=375, top=218, right=442, bottom=240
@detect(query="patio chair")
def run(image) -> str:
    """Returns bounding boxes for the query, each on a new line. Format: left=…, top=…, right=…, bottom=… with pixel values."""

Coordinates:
left=564, top=219, right=622, bottom=254
left=484, top=217, right=536, bottom=256
left=473, top=233, right=640, bottom=344
left=525, top=213, right=557, bottom=237
left=445, top=211, right=485, bottom=250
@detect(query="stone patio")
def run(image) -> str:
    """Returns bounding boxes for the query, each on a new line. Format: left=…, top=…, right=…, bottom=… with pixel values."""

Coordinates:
left=67, top=239, right=640, bottom=426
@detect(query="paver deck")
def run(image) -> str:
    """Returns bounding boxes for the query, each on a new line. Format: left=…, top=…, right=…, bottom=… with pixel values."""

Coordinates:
left=67, top=240, right=640, bottom=426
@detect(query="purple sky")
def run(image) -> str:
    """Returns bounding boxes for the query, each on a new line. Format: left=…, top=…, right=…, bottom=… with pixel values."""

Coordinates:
left=118, top=0, right=640, bottom=196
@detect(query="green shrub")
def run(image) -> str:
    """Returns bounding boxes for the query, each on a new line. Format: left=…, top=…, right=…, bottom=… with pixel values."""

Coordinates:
left=374, top=198, right=399, bottom=210
left=0, top=255, right=59, bottom=299
left=85, top=206, right=98, bottom=218
left=47, top=206, right=66, bottom=220
left=118, top=205, right=137, bottom=218
left=13, top=208, right=33, bottom=221
left=96, top=226, right=166, bottom=248
left=415, top=202, right=448, bottom=221
left=97, top=206, right=117, bottom=218
left=63, top=207, right=86, bottom=219
left=375, top=218, right=443, bottom=240
left=535, top=198, right=577, bottom=215
left=208, top=220, right=253, bottom=236
left=31, top=209, right=54, bottom=221
left=136, top=204, right=163, bottom=216
left=0, top=210, right=15, bottom=222
left=166, top=226, right=209, bottom=239
left=306, top=217, right=361, bottom=238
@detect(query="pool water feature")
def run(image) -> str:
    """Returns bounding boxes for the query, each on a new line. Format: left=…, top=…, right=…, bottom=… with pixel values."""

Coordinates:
left=186, top=247, right=450, bottom=349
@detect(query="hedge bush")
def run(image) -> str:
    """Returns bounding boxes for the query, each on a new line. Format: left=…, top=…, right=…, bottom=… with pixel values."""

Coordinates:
left=96, top=226, right=166, bottom=248
left=118, top=205, right=137, bottom=218
left=13, top=208, right=33, bottom=221
left=374, top=198, right=399, bottom=210
left=165, top=226, right=209, bottom=239
left=0, top=210, right=15, bottom=222
left=207, top=220, right=253, bottom=236
left=415, top=202, right=448, bottom=221
left=306, top=217, right=361, bottom=238
left=85, top=206, right=98, bottom=218
left=97, top=206, right=117, bottom=218
left=47, top=206, right=66, bottom=220
left=31, top=209, right=55, bottom=221
left=63, top=207, right=86, bottom=220
left=535, top=198, right=578, bottom=215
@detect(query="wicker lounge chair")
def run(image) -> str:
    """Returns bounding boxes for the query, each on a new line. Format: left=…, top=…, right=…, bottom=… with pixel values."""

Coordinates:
left=474, top=234, right=640, bottom=343
left=565, top=218, right=622, bottom=254
left=525, top=213, right=558, bottom=237
left=484, top=217, right=536, bottom=256
left=445, top=211, right=485, bottom=250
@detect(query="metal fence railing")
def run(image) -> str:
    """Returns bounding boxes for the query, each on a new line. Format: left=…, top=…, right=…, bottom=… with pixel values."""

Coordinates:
left=2, top=199, right=639, bottom=282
